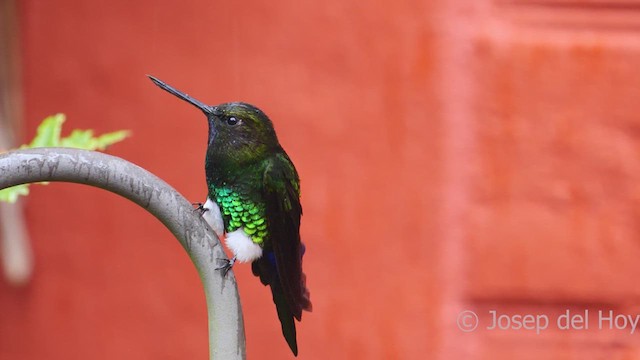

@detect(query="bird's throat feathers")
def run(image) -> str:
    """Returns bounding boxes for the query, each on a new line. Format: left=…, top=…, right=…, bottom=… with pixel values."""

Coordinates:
left=205, top=141, right=279, bottom=184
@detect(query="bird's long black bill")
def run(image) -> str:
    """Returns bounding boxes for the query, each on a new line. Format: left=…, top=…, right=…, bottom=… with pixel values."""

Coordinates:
left=147, top=75, right=213, bottom=115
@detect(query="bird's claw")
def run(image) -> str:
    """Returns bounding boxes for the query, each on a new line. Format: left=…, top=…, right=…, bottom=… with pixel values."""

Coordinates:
left=216, top=257, right=236, bottom=277
left=192, top=202, right=208, bottom=216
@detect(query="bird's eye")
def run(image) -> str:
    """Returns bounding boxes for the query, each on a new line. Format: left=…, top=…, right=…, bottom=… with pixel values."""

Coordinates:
left=226, top=117, right=239, bottom=126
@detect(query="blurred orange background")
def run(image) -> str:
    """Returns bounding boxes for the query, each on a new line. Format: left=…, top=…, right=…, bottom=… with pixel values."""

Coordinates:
left=2, top=0, right=640, bottom=359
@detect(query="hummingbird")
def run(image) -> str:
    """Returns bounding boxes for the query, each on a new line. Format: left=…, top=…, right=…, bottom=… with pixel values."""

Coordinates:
left=148, top=75, right=312, bottom=356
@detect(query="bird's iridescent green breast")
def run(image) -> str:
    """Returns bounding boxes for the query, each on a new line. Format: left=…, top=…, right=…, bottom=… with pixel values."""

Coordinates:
left=213, top=186, right=268, bottom=244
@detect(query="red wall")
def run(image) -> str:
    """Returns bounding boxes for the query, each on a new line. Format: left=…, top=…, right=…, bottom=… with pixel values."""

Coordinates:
left=2, top=0, right=640, bottom=359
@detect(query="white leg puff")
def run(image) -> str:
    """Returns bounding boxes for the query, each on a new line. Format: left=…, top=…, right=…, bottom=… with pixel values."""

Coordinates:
left=225, top=228, right=263, bottom=262
left=202, top=198, right=224, bottom=238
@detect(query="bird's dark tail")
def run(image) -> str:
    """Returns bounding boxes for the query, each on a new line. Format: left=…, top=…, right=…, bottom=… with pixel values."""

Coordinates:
left=253, top=256, right=304, bottom=356
left=271, top=282, right=298, bottom=356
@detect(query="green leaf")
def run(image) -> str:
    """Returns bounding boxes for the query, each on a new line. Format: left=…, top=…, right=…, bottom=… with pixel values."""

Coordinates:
left=59, top=129, right=131, bottom=150
left=24, top=113, right=65, bottom=148
left=93, top=130, right=131, bottom=151
left=0, top=185, right=30, bottom=203
left=60, top=129, right=96, bottom=149
left=1, top=114, right=130, bottom=203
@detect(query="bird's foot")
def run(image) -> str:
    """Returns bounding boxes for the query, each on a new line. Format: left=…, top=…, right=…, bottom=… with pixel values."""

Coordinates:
left=192, top=202, right=209, bottom=216
left=216, top=256, right=236, bottom=277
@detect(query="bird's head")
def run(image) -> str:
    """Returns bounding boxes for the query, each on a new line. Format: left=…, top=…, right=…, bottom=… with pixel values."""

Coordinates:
left=148, top=75, right=280, bottom=164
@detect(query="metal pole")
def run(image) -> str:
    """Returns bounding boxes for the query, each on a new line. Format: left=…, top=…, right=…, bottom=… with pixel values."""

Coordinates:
left=0, top=147, right=246, bottom=360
